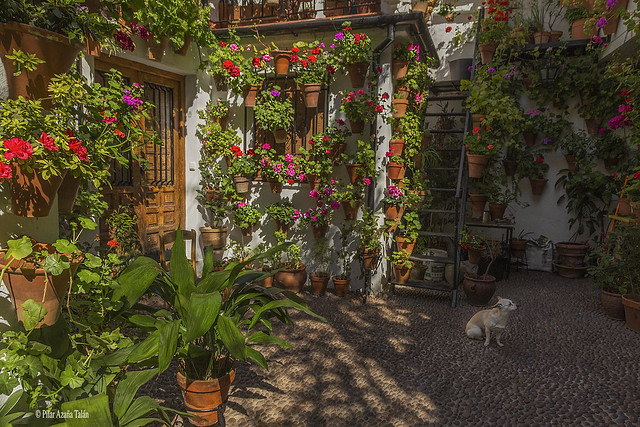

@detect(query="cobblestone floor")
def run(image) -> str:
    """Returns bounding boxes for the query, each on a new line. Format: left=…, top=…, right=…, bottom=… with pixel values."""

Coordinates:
left=146, top=271, right=640, bottom=426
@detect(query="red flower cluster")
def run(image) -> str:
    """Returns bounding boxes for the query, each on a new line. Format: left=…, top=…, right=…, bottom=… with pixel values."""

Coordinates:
left=446, top=27, right=452, bottom=33
left=484, top=0, right=511, bottom=22
left=535, top=156, right=544, bottom=163
left=326, top=65, right=335, bottom=75
left=220, top=41, right=227, bottom=47
left=107, top=239, right=120, bottom=248
left=65, top=130, right=89, bottom=161
left=223, top=60, right=240, bottom=77
left=252, top=57, right=261, bottom=67
left=353, top=33, right=367, bottom=45
left=0, top=162, right=11, bottom=179
left=38, top=132, right=58, bottom=152
left=230, top=145, right=243, bottom=156
left=3, top=138, right=34, bottom=161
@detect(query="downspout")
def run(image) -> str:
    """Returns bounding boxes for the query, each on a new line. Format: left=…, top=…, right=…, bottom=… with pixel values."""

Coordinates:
left=364, top=23, right=394, bottom=301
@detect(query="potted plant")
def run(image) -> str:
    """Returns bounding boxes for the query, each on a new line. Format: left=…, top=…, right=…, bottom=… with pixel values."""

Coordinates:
left=339, top=89, right=378, bottom=133
left=254, top=86, right=294, bottom=144
left=232, top=201, right=262, bottom=237
left=314, top=124, right=351, bottom=165
left=593, top=129, right=629, bottom=169
left=275, top=243, right=308, bottom=292
left=564, top=7, right=593, bottom=40
left=297, top=205, right=334, bottom=237
left=297, top=146, right=334, bottom=189
left=206, top=30, right=246, bottom=93
left=114, top=230, right=324, bottom=425
left=333, top=222, right=354, bottom=296
left=459, top=226, right=484, bottom=264
left=199, top=112, right=241, bottom=163
left=266, top=201, right=297, bottom=234
left=387, top=154, right=406, bottom=181
left=292, top=40, right=335, bottom=108
left=355, top=208, right=382, bottom=272
left=392, top=42, right=419, bottom=79
left=615, top=226, right=640, bottom=333
left=463, top=129, right=499, bottom=179
left=309, top=237, right=334, bottom=295
left=520, top=153, right=550, bottom=195
left=331, top=182, right=364, bottom=220
left=227, top=147, right=256, bottom=194
left=388, top=250, right=413, bottom=284
left=510, top=230, right=533, bottom=259
left=556, top=129, right=594, bottom=173
left=391, top=92, right=410, bottom=119
left=383, top=184, right=407, bottom=230
left=331, top=21, right=372, bottom=87
left=486, top=184, right=516, bottom=221
left=477, top=11, right=509, bottom=63
left=198, top=190, right=229, bottom=250
left=395, top=210, right=422, bottom=256
left=200, top=98, right=231, bottom=131
left=588, top=234, right=629, bottom=321
left=463, top=238, right=501, bottom=306
left=342, top=139, right=377, bottom=184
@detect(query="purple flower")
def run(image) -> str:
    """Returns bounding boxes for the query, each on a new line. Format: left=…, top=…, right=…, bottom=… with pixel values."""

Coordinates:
left=606, top=0, right=618, bottom=8
left=237, top=202, right=246, bottom=208
left=270, top=89, right=280, bottom=97
left=285, top=153, right=293, bottom=162
left=526, top=109, right=541, bottom=116
left=467, top=65, right=474, bottom=71
left=320, top=42, right=325, bottom=48
left=609, top=115, right=627, bottom=130
left=330, top=201, right=340, bottom=210
left=330, top=43, right=336, bottom=49
left=503, top=73, right=511, bottom=78
left=487, top=67, right=496, bottom=73
left=541, top=138, right=551, bottom=145
left=334, top=32, right=344, bottom=40
left=596, top=17, right=608, bottom=29
left=593, top=35, right=603, bottom=44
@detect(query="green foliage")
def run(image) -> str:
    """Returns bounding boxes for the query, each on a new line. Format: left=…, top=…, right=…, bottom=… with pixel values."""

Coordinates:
left=343, top=139, right=378, bottom=180
left=336, top=222, right=354, bottom=278
left=592, top=130, right=630, bottom=161
left=106, top=207, right=141, bottom=257
left=135, top=0, right=209, bottom=49
left=564, top=7, right=589, bottom=23
left=355, top=208, right=382, bottom=252
left=519, top=152, right=550, bottom=179
left=339, top=89, right=379, bottom=123
left=254, top=86, right=295, bottom=132
left=233, top=203, right=262, bottom=229
left=311, top=237, right=334, bottom=273
left=556, top=129, right=595, bottom=161
left=386, top=250, right=413, bottom=269
left=397, top=210, right=422, bottom=242
left=266, top=201, right=296, bottom=223
left=392, top=42, right=419, bottom=61
left=459, top=225, right=484, bottom=250
left=5, top=49, right=45, bottom=76
left=589, top=228, right=640, bottom=295
left=332, top=21, right=372, bottom=66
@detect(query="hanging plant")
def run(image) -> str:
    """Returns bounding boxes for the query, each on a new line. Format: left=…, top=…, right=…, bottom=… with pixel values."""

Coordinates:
left=254, top=86, right=294, bottom=133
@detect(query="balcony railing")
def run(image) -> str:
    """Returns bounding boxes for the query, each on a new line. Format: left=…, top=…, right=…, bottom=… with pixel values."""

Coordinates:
left=212, top=0, right=381, bottom=27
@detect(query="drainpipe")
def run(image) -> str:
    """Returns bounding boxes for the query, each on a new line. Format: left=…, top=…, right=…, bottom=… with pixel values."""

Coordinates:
left=363, top=23, right=394, bottom=302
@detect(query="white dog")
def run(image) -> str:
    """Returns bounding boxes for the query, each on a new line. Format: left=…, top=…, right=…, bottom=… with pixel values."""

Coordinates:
left=465, top=297, right=517, bottom=347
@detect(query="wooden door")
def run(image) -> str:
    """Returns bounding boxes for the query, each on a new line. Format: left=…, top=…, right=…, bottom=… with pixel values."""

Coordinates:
left=94, top=57, right=185, bottom=256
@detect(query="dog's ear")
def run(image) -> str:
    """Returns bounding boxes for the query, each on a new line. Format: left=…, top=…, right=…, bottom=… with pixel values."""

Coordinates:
left=497, top=296, right=502, bottom=301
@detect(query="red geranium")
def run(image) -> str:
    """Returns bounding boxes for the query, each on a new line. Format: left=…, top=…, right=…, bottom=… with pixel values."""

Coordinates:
left=3, top=138, right=34, bottom=160
left=311, top=47, right=321, bottom=54
left=307, top=55, right=316, bottom=63
left=38, top=132, right=58, bottom=152
left=230, top=66, right=240, bottom=77
left=252, top=57, right=261, bottom=67
left=291, top=47, right=300, bottom=53
left=0, top=162, right=11, bottom=179
left=220, top=41, right=227, bottom=47
left=300, top=60, right=308, bottom=68
left=223, top=60, right=234, bottom=70
left=107, top=239, right=120, bottom=248
left=247, top=149, right=255, bottom=156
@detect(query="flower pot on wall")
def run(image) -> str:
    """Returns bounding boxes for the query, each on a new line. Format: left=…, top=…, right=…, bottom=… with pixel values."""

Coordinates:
left=275, top=220, right=292, bottom=234
left=301, top=83, right=322, bottom=108
left=273, top=128, right=288, bottom=145
left=467, top=154, right=489, bottom=179
left=306, top=174, right=321, bottom=190
left=571, top=19, right=595, bottom=39
left=387, top=163, right=406, bottom=180
left=468, top=248, right=482, bottom=264
left=200, top=226, right=228, bottom=250
left=488, top=203, right=507, bottom=221
left=503, top=159, right=518, bottom=176
left=346, top=62, right=368, bottom=87
left=384, top=203, right=405, bottom=221
left=275, top=264, right=307, bottom=292
left=389, top=139, right=404, bottom=156
left=0, top=22, right=81, bottom=104
left=602, top=0, right=628, bottom=35
left=329, top=143, right=345, bottom=165
left=395, top=235, right=416, bottom=256
left=478, top=43, right=497, bottom=64
left=10, top=166, right=65, bottom=217
left=57, top=173, right=82, bottom=214
left=344, top=163, right=362, bottom=184
left=310, top=272, right=329, bottom=295
left=564, top=154, right=577, bottom=173
left=469, top=194, right=488, bottom=218
left=241, top=225, right=254, bottom=237
left=342, top=200, right=360, bottom=220
left=243, top=84, right=261, bottom=107
left=392, top=98, right=409, bottom=118
left=622, top=294, right=640, bottom=334
left=268, top=178, right=282, bottom=194
left=177, top=365, right=235, bottom=426
left=393, top=264, right=411, bottom=284
left=523, top=132, right=537, bottom=146
left=584, top=118, right=601, bottom=136
left=617, top=196, right=631, bottom=216
left=463, top=274, right=496, bottom=306
left=173, top=35, right=192, bottom=55
left=529, top=178, right=548, bottom=195
left=233, top=175, right=251, bottom=194
left=312, top=225, right=328, bottom=238
left=392, top=59, right=409, bottom=79
left=332, top=276, right=351, bottom=296
left=147, top=36, right=169, bottom=61
left=348, top=119, right=365, bottom=134
left=549, top=30, right=563, bottom=42
left=601, top=290, right=625, bottom=320
left=272, top=50, right=291, bottom=75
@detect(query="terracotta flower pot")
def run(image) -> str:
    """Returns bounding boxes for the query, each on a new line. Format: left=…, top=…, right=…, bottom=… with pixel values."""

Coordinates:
left=392, top=98, right=409, bottom=118
left=571, top=19, right=595, bottom=40
left=329, top=143, right=345, bottom=165
left=410, top=264, right=427, bottom=281
left=384, top=203, right=405, bottom=221
left=332, top=275, right=351, bottom=297
left=469, top=194, right=488, bottom=219
left=360, top=248, right=380, bottom=271
left=267, top=178, right=282, bottom=194
left=349, top=118, right=365, bottom=134
left=177, top=365, right=235, bottom=426
left=601, top=289, right=625, bottom=321
left=243, top=84, right=261, bottom=107
left=1, top=248, right=78, bottom=328
left=463, top=274, right=496, bottom=306
left=585, top=118, right=601, bottom=136
left=533, top=31, right=550, bottom=43
left=0, top=22, right=81, bottom=105
left=310, top=272, right=329, bottom=295
left=345, top=163, right=362, bottom=184
left=622, top=294, right=640, bottom=334
left=529, top=178, right=548, bottom=196
left=10, top=165, right=65, bottom=217
left=312, top=225, right=328, bottom=238
left=467, top=154, right=489, bottom=179
left=564, top=154, right=577, bottom=173
left=300, top=83, right=322, bottom=108
left=510, top=239, right=527, bottom=258
left=214, top=75, right=228, bottom=91
left=471, top=114, right=485, bottom=128
left=275, top=264, right=307, bottom=292
left=233, top=175, right=251, bottom=194
left=274, top=220, right=292, bottom=234
left=553, top=262, right=588, bottom=278
left=392, top=59, right=409, bottom=79
left=387, top=163, right=406, bottom=180
left=201, top=226, right=228, bottom=250
left=549, top=30, right=563, bottom=42
left=393, top=264, right=411, bottom=284
left=503, top=159, right=518, bottom=177
left=241, top=225, right=254, bottom=237
left=205, top=188, right=220, bottom=202
left=523, top=132, right=537, bottom=146
left=57, top=173, right=82, bottom=214
left=342, top=200, right=361, bottom=220
left=272, top=128, right=288, bottom=145
left=389, top=139, right=405, bottom=156
left=467, top=248, right=483, bottom=264
left=395, top=235, right=416, bottom=256
left=306, top=174, right=322, bottom=190
left=617, top=196, right=632, bottom=216
left=346, top=62, right=368, bottom=87
left=147, top=36, right=169, bottom=61
left=488, top=203, right=507, bottom=221
left=478, top=43, right=497, bottom=64
left=272, top=50, right=291, bottom=75
left=556, top=242, right=588, bottom=267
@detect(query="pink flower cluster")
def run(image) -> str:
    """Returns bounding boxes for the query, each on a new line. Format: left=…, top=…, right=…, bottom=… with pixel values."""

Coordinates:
left=386, top=185, right=403, bottom=200
left=609, top=90, right=633, bottom=130
left=3, top=138, right=34, bottom=161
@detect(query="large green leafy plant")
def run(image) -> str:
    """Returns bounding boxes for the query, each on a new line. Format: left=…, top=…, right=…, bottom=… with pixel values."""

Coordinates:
left=254, top=86, right=295, bottom=132
left=114, top=229, right=324, bottom=380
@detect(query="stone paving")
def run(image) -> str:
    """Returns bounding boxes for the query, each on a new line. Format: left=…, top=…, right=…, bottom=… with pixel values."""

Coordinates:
left=147, top=271, right=640, bottom=426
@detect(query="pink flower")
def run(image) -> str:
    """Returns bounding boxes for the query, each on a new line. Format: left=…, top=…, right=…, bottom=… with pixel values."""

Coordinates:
left=357, top=89, right=365, bottom=95
left=330, top=201, right=340, bottom=209
left=285, top=153, right=294, bottom=162
left=309, top=189, right=320, bottom=198
left=262, top=54, right=272, bottom=61
left=363, top=178, right=371, bottom=185
left=273, top=163, right=282, bottom=173
left=237, top=202, right=246, bottom=208
left=298, top=173, right=306, bottom=182
left=0, top=162, right=11, bottom=179
left=260, top=157, right=269, bottom=167
left=262, top=143, right=271, bottom=150
left=293, top=209, right=301, bottom=220
left=229, top=43, right=239, bottom=51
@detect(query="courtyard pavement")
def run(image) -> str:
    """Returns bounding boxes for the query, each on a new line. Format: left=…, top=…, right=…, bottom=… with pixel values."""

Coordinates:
left=147, top=271, right=640, bottom=426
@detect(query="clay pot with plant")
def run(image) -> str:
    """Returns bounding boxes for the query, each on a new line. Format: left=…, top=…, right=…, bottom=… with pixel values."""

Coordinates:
left=309, top=237, right=334, bottom=295
left=292, top=40, right=334, bottom=108
left=587, top=234, right=629, bottom=321
left=332, top=22, right=372, bottom=87
left=266, top=201, right=296, bottom=235
left=199, top=193, right=229, bottom=250
left=115, top=233, right=325, bottom=426
left=339, top=89, right=377, bottom=134
left=510, top=231, right=533, bottom=258
left=254, top=86, right=294, bottom=140
left=463, top=238, right=502, bottom=306
left=388, top=250, right=413, bottom=284
left=459, top=226, right=484, bottom=265
left=333, top=223, right=355, bottom=296
left=356, top=208, right=383, bottom=273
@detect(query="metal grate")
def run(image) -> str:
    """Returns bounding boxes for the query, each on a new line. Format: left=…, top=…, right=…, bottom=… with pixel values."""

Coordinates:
left=96, top=70, right=134, bottom=187
left=145, top=82, right=175, bottom=186
left=214, top=0, right=381, bottom=27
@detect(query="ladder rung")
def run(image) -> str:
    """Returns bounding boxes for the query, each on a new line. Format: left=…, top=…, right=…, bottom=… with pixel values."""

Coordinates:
left=425, top=167, right=458, bottom=171
left=409, top=255, right=456, bottom=264
left=423, top=112, right=467, bottom=117
left=428, top=94, right=468, bottom=101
